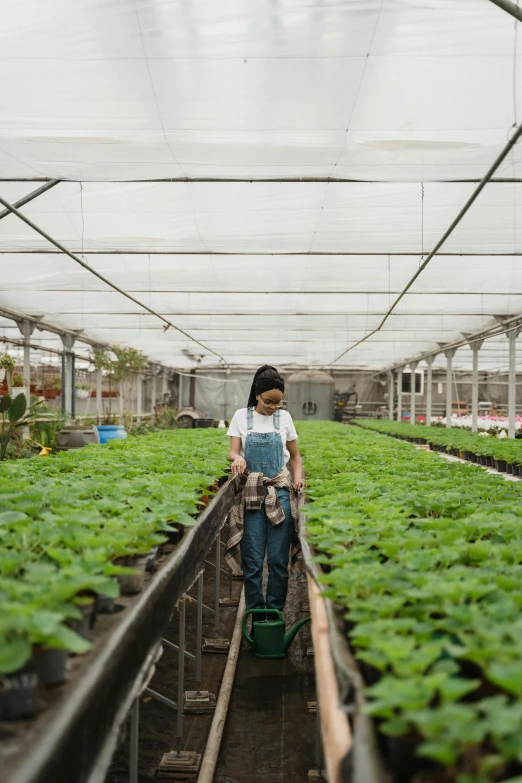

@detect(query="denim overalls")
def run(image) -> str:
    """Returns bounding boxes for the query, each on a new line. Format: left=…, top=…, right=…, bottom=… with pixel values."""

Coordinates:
left=240, top=406, right=294, bottom=612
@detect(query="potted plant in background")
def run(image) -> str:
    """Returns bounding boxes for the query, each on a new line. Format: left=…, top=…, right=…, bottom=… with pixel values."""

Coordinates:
left=91, top=347, right=149, bottom=440
left=0, top=353, right=16, bottom=395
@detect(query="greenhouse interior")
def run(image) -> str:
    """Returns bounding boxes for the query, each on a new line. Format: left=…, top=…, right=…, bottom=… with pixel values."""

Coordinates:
left=4, top=1, right=522, bottom=783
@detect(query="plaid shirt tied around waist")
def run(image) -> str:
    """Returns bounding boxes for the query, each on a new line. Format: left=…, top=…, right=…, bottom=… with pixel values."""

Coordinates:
left=225, top=467, right=301, bottom=575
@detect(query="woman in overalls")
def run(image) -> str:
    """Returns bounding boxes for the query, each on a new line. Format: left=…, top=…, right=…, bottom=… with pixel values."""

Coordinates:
left=226, top=366, right=304, bottom=615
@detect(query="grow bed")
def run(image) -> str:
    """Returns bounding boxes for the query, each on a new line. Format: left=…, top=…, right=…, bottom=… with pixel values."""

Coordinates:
left=297, top=421, right=522, bottom=783
left=354, top=420, right=522, bottom=476
left=0, top=429, right=232, bottom=783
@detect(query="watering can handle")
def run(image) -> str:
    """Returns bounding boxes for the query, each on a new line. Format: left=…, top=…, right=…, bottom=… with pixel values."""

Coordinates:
left=241, top=608, right=284, bottom=645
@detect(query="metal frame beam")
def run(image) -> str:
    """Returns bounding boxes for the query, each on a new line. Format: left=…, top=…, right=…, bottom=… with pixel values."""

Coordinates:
left=0, top=180, right=60, bottom=221
left=488, top=0, right=522, bottom=22
left=0, top=194, right=227, bottom=366
left=327, top=121, right=522, bottom=366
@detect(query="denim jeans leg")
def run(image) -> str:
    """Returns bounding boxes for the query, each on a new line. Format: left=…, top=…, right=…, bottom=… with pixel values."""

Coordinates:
left=241, top=505, right=267, bottom=610
left=265, top=488, right=293, bottom=612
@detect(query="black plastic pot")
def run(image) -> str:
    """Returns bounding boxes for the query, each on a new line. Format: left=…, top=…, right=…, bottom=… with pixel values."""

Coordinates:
left=486, top=456, right=494, bottom=467
left=506, top=463, right=514, bottom=474
left=34, top=648, right=68, bottom=686
left=497, top=460, right=508, bottom=472
left=0, top=667, right=39, bottom=720
left=116, top=554, right=149, bottom=595
left=146, top=546, right=158, bottom=572
left=68, top=602, right=95, bottom=640
left=96, top=594, right=115, bottom=614
left=513, top=464, right=522, bottom=476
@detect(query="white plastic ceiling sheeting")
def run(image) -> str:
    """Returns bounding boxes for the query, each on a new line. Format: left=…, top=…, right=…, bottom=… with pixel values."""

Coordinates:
left=1, top=0, right=522, bottom=371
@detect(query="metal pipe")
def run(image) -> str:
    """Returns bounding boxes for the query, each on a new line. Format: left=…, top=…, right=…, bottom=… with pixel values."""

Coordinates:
left=488, top=0, right=522, bottom=21
left=96, top=367, right=103, bottom=423
left=177, top=599, right=186, bottom=751
left=0, top=194, right=227, bottom=365
left=409, top=362, right=418, bottom=425
left=396, top=369, right=403, bottom=422
left=425, top=356, right=435, bottom=426
left=196, top=573, right=203, bottom=689
left=388, top=372, right=394, bottom=420
left=204, top=559, right=229, bottom=576
left=189, top=370, right=196, bottom=409
left=151, top=373, right=157, bottom=415
left=508, top=329, right=519, bottom=438
left=144, top=688, right=177, bottom=711
left=178, top=372, right=184, bottom=409
left=136, top=373, right=142, bottom=424
left=18, top=319, right=34, bottom=406
left=129, top=698, right=139, bottom=783
left=162, top=638, right=196, bottom=662
left=71, top=353, right=76, bottom=419
left=445, top=349, right=456, bottom=428
left=328, top=121, right=522, bottom=366
left=0, top=179, right=60, bottom=221
left=197, top=589, right=245, bottom=783
left=214, top=531, right=221, bottom=633
left=470, top=343, right=483, bottom=433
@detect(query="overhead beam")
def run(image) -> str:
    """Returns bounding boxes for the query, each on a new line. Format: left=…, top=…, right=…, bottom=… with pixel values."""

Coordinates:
left=7, top=250, right=522, bottom=257
left=4, top=176, right=522, bottom=184
left=327, top=120, right=522, bottom=366
left=488, top=0, right=522, bottom=22
left=0, top=193, right=227, bottom=367
left=0, top=179, right=60, bottom=221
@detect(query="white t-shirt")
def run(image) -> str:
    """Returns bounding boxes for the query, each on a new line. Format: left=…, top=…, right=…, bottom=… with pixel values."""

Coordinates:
left=227, top=408, right=298, bottom=464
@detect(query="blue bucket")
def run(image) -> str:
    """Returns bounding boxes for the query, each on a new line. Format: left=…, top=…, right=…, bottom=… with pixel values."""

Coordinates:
left=96, top=425, right=128, bottom=444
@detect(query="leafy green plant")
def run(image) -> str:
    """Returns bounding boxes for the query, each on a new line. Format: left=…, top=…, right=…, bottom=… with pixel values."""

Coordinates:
left=0, top=429, right=228, bottom=674
left=298, top=421, right=522, bottom=781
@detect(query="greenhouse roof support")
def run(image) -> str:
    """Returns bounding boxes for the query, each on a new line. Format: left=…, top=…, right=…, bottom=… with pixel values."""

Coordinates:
left=0, top=194, right=228, bottom=367
left=0, top=180, right=60, bottom=221
left=328, top=121, right=522, bottom=367
left=488, top=0, right=522, bottom=23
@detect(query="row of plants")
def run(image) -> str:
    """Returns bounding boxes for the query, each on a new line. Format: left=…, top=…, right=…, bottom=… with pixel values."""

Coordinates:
left=356, top=419, right=522, bottom=474
left=0, top=429, right=228, bottom=718
left=298, top=421, right=522, bottom=783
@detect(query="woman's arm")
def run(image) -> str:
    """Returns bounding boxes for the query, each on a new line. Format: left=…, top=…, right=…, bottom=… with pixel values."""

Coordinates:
left=287, top=439, right=304, bottom=492
left=228, top=435, right=247, bottom=475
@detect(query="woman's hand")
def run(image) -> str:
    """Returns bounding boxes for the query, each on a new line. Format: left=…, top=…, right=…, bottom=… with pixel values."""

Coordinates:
left=231, top=456, right=247, bottom=475
left=293, top=478, right=305, bottom=493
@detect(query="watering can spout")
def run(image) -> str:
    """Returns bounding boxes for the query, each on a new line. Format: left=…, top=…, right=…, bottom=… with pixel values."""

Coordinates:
left=284, top=616, right=311, bottom=652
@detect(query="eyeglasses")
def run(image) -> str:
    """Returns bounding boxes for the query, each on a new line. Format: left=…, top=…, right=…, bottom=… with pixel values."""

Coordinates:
left=259, top=397, right=285, bottom=409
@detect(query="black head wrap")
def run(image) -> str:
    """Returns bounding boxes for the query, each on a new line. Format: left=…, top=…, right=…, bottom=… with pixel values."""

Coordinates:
left=247, top=365, right=285, bottom=408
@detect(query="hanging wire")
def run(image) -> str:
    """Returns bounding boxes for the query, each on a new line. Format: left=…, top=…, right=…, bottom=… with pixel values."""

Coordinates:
left=80, top=182, right=86, bottom=331
left=388, top=253, right=391, bottom=307
left=419, top=182, right=425, bottom=269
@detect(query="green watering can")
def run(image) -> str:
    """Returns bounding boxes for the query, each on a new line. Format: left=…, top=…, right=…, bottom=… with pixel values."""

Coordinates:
left=242, top=608, right=311, bottom=659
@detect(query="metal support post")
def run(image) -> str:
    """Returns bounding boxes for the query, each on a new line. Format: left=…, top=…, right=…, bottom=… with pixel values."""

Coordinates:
left=409, top=361, right=418, bottom=424
left=507, top=328, right=521, bottom=439
left=444, top=349, right=457, bottom=428
left=151, top=366, right=157, bottom=415
left=61, top=334, right=76, bottom=419
left=17, top=319, right=36, bottom=405
left=71, top=353, right=76, bottom=419
left=425, top=355, right=435, bottom=426
left=214, top=531, right=221, bottom=633
left=388, top=371, right=394, bottom=420
left=177, top=599, right=186, bottom=752
left=129, top=697, right=139, bottom=783
left=470, top=341, right=484, bottom=433
left=136, top=373, right=143, bottom=424
left=178, top=372, right=184, bottom=409
left=396, top=368, right=403, bottom=422
left=162, top=367, right=168, bottom=400
left=96, top=367, right=103, bottom=423
left=196, top=573, right=203, bottom=690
